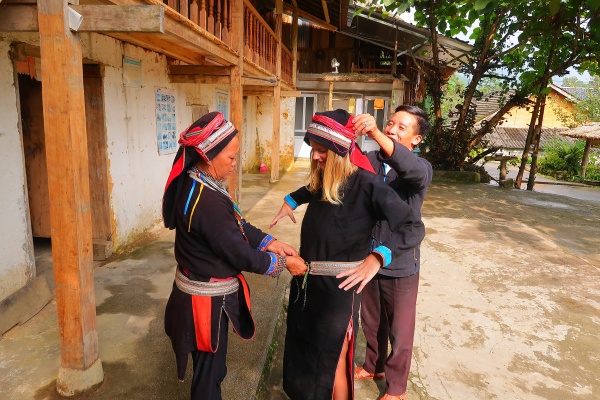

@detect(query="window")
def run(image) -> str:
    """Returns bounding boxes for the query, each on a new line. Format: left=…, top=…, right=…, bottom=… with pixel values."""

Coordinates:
left=295, top=95, right=316, bottom=136
left=364, top=98, right=389, bottom=132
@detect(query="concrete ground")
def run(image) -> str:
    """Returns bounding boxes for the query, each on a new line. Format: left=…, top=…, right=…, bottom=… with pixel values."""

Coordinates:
left=1, top=165, right=599, bottom=400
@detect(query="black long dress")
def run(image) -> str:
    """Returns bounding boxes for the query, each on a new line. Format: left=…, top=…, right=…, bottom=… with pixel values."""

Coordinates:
left=282, top=169, right=424, bottom=400
left=164, top=171, right=279, bottom=386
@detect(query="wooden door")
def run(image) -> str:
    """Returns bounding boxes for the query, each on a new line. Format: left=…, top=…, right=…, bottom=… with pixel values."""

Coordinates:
left=83, top=65, right=111, bottom=242
left=19, top=65, right=111, bottom=241
left=20, top=74, right=51, bottom=237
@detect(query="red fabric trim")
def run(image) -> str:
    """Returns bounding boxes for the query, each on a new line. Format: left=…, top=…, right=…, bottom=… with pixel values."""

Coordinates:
left=164, top=153, right=185, bottom=194
left=191, top=294, right=214, bottom=352
left=350, top=149, right=376, bottom=174
left=348, top=318, right=355, bottom=399
left=237, top=273, right=251, bottom=309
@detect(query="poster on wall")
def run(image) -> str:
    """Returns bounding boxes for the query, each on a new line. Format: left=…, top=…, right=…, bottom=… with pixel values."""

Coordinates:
left=216, top=90, right=229, bottom=119
left=155, top=88, right=177, bottom=155
left=123, top=57, right=142, bottom=88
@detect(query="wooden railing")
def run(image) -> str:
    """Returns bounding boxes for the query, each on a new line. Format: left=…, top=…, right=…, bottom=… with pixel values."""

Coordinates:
left=161, top=1, right=294, bottom=86
left=281, top=45, right=294, bottom=87
left=243, top=1, right=277, bottom=75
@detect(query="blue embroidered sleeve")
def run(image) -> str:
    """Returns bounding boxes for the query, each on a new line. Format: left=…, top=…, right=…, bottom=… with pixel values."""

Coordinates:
left=264, top=253, right=285, bottom=277
left=372, top=246, right=392, bottom=267
left=284, top=194, right=298, bottom=210
left=258, top=235, right=275, bottom=251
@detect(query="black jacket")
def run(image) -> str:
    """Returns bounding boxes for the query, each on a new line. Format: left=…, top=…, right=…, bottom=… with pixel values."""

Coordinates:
left=366, top=141, right=432, bottom=277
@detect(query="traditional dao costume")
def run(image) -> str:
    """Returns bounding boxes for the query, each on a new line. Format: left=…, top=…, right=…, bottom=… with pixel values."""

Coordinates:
left=282, top=110, right=425, bottom=400
left=162, top=112, right=286, bottom=400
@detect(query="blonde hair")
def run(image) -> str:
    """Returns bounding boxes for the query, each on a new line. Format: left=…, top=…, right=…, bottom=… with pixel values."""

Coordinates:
left=308, top=149, right=357, bottom=205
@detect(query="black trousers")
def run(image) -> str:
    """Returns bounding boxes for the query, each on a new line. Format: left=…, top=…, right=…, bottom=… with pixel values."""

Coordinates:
left=191, top=314, right=229, bottom=400
left=360, top=272, right=419, bottom=396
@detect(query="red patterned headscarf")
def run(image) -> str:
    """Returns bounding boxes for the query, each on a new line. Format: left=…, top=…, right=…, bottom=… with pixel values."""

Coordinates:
left=162, top=112, right=238, bottom=229
left=304, top=109, right=375, bottom=173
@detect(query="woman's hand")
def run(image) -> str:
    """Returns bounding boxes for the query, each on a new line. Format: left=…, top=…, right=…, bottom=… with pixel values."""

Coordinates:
left=336, top=254, right=382, bottom=293
left=267, top=239, right=298, bottom=257
left=269, top=202, right=296, bottom=228
left=285, top=256, right=308, bottom=276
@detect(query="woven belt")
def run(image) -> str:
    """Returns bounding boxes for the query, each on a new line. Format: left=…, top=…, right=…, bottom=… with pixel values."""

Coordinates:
left=308, top=260, right=363, bottom=276
left=175, top=268, right=239, bottom=296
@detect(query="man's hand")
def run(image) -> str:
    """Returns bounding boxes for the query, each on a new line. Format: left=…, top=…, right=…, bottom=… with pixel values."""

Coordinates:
left=286, top=256, right=308, bottom=276
left=270, top=202, right=296, bottom=228
left=336, top=254, right=382, bottom=293
left=267, top=239, right=298, bottom=257
left=352, top=113, right=382, bottom=139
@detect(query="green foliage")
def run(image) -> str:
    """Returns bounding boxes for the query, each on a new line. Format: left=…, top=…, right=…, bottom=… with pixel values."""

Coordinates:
left=372, top=0, right=600, bottom=172
left=538, top=139, right=586, bottom=179
left=573, top=78, right=600, bottom=123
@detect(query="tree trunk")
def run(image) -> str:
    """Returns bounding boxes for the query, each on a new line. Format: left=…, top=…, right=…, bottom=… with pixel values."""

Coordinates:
left=515, top=97, right=542, bottom=188
left=527, top=97, right=547, bottom=191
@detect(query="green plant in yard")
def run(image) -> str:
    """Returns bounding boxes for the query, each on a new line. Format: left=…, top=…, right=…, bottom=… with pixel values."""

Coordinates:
left=538, top=139, right=586, bottom=180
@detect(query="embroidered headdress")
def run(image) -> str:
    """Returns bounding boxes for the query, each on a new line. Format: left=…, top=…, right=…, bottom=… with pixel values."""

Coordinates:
left=304, top=109, right=375, bottom=173
left=162, top=112, right=238, bottom=229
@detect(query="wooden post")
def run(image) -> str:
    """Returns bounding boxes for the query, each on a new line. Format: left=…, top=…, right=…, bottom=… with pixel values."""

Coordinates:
left=37, top=0, right=103, bottom=395
left=328, top=81, right=334, bottom=111
left=291, top=0, right=298, bottom=86
left=270, top=0, right=283, bottom=182
left=582, top=138, right=592, bottom=178
left=229, top=0, right=244, bottom=201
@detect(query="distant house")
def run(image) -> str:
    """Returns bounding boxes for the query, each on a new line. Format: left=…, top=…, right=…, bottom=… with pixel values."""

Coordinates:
left=474, top=84, right=578, bottom=156
left=285, top=3, right=473, bottom=156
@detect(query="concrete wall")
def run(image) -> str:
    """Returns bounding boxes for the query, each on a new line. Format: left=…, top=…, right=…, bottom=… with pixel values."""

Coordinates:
left=80, top=34, right=202, bottom=246
left=0, top=34, right=37, bottom=302
left=253, top=96, right=296, bottom=172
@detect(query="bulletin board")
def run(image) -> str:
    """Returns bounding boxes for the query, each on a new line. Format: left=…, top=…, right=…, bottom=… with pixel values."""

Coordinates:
left=155, top=88, right=177, bottom=155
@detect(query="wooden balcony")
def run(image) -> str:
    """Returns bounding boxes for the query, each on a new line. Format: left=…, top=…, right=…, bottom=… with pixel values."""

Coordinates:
left=1, top=0, right=296, bottom=86
left=139, top=0, right=294, bottom=87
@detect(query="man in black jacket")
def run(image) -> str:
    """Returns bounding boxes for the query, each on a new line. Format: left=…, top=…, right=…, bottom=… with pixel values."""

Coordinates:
left=351, top=105, right=432, bottom=400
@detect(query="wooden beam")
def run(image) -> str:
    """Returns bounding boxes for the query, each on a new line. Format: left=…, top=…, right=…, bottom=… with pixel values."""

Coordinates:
left=283, top=3, right=336, bottom=31
left=328, top=81, right=333, bottom=111
left=321, top=0, right=330, bottom=24
left=0, top=4, right=165, bottom=33
left=168, top=65, right=232, bottom=76
left=271, top=0, right=283, bottom=183
left=281, top=90, right=301, bottom=97
left=228, top=0, right=244, bottom=201
left=10, top=42, right=41, bottom=61
left=164, top=11, right=238, bottom=66
left=243, top=89, right=275, bottom=96
left=71, top=5, right=165, bottom=33
left=37, top=0, right=103, bottom=394
left=299, top=73, right=395, bottom=83
left=242, top=76, right=276, bottom=86
left=291, top=2, right=298, bottom=86
left=168, top=75, right=230, bottom=84
left=582, top=139, right=592, bottom=178
left=0, top=5, right=38, bottom=31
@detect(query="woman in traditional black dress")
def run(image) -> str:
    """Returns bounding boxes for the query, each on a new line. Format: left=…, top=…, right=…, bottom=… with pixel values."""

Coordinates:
left=271, top=110, right=424, bottom=400
left=162, top=111, right=307, bottom=400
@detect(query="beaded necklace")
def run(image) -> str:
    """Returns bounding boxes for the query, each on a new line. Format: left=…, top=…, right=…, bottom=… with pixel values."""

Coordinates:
left=190, top=166, right=248, bottom=242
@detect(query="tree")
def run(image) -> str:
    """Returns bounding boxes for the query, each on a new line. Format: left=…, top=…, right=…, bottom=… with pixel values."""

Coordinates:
left=561, top=76, right=587, bottom=87
left=573, top=76, right=600, bottom=122
left=368, top=0, right=600, bottom=178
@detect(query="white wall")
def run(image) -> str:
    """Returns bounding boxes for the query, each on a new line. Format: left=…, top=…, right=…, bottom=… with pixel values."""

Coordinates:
left=0, top=30, right=295, bottom=300
left=80, top=35, right=230, bottom=246
left=0, top=35, right=37, bottom=301
left=254, top=95, right=296, bottom=171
